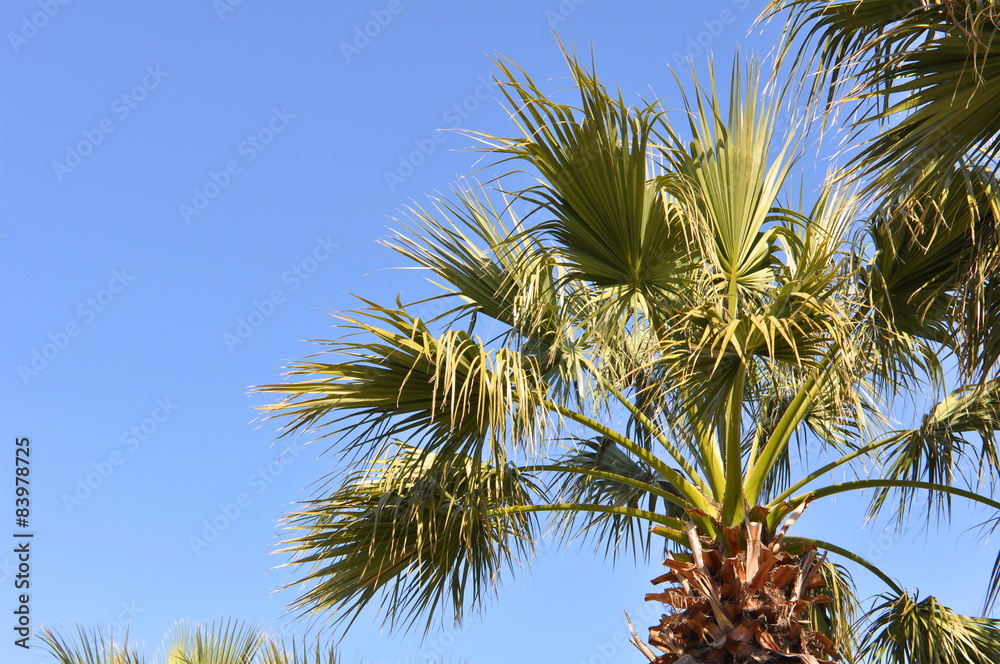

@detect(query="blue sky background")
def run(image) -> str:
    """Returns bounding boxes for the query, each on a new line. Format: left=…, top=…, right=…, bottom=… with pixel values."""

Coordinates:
left=1, top=1, right=996, bottom=663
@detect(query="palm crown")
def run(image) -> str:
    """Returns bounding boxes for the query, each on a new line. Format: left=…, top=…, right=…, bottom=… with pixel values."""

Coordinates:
left=258, top=33, right=1000, bottom=664
left=33, top=3, right=1000, bottom=664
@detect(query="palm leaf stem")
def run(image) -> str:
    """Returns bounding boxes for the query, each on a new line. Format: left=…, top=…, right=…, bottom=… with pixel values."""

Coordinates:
left=581, top=358, right=709, bottom=489
left=787, top=536, right=904, bottom=595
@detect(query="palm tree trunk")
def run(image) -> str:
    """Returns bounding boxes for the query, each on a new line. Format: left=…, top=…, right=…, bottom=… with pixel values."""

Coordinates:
left=644, top=521, right=838, bottom=663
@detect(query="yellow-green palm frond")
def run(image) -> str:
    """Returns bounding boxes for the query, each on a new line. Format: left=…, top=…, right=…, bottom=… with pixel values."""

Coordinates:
left=664, top=56, right=804, bottom=305
left=257, top=302, right=550, bottom=469
left=277, top=445, right=538, bottom=632
left=385, top=184, right=560, bottom=338
left=861, top=591, right=1000, bottom=664
left=471, top=49, right=696, bottom=305
left=40, top=625, right=145, bottom=664
left=547, top=436, right=686, bottom=561
left=383, top=183, right=587, bottom=397
left=41, top=620, right=342, bottom=664
left=258, top=638, right=338, bottom=664
left=811, top=561, right=861, bottom=663
left=766, top=0, right=1000, bottom=195
left=862, top=163, right=1000, bottom=379
left=164, top=618, right=268, bottom=664
left=870, top=378, right=1000, bottom=528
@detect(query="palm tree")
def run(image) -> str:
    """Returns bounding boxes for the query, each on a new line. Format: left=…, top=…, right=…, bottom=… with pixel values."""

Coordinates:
left=39, top=618, right=338, bottom=664
left=258, top=48, right=1000, bottom=663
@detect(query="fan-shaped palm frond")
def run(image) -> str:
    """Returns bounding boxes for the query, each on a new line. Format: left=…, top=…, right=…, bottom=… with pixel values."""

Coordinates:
left=258, top=302, right=550, bottom=470
left=40, top=619, right=341, bottom=664
left=766, top=0, right=1000, bottom=194
left=547, top=436, right=684, bottom=560
left=278, top=444, right=537, bottom=631
left=40, top=625, right=145, bottom=664
left=871, top=378, right=1000, bottom=526
left=479, top=50, right=694, bottom=305
left=164, top=619, right=268, bottom=664
left=861, top=591, right=1000, bottom=664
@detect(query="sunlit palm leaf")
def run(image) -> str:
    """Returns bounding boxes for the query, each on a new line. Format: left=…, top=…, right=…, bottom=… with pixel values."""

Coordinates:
left=277, top=444, right=537, bottom=631
left=164, top=619, right=268, bottom=664
left=384, top=184, right=587, bottom=393
left=40, top=625, right=145, bottom=664
left=549, top=436, right=685, bottom=560
left=870, top=379, right=1000, bottom=525
left=477, top=50, right=695, bottom=304
left=259, top=638, right=338, bottom=664
left=861, top=591, right=1000, bottom=664
left=664, top=58, right=802, bottom=302
left=865, top=165, right=1000, bottom=350
left=767, top=0, right=1000, bottom=194
left=811, top=561, right=860, bottom=663
left=257, top=302, right=549, bottom=470
left=41, top=620, right=343, bottom=664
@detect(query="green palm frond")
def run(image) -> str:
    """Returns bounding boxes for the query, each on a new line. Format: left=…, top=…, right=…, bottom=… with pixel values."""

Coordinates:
left=811, top=561, right=860, bottom=663
left=385, top=184, right=561, bottom=339
left=259, top=638, right=338, bottom=664
left=277, top=444, right=537, bottom=631
left=40, top=625, right=145, bottom=664
left=41, top=620, right=345, bottom=664
left=871, top=378, right=1000, bottom=524
left=164, top=619, right=268, bottom=664
left=548, top=436, right=683, bottom=560
left=766, top=0, right=1000, bottom=195
left=665, top=57, right=803, bottom=305
left=383, top=184, right=588, bottom=396
left=861, top=591, right=1000, bottom=664
left=772, top=0, right=1000, bottom=381
left=476, top=49, right=695, bottom=304
left=987, top=522, right=1000, bottom=612
left=257, top=302, right=549, bottom=469
left=385, top=186, right=528, bottom=327
left=865, top=165, right=1000, bottom=348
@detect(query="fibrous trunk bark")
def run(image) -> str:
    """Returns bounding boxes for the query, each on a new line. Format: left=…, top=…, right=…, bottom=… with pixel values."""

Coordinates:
left=644, top=518, right=838, bottom=663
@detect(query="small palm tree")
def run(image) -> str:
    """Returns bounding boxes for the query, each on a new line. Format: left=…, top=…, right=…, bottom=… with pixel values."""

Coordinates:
left=39, top=618, right=337, bottom=664
left=259, top=48, right=1000, bottom=663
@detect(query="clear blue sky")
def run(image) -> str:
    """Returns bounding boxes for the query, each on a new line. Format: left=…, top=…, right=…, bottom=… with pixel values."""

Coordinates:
left=1, top=2, right=995, bottom=663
